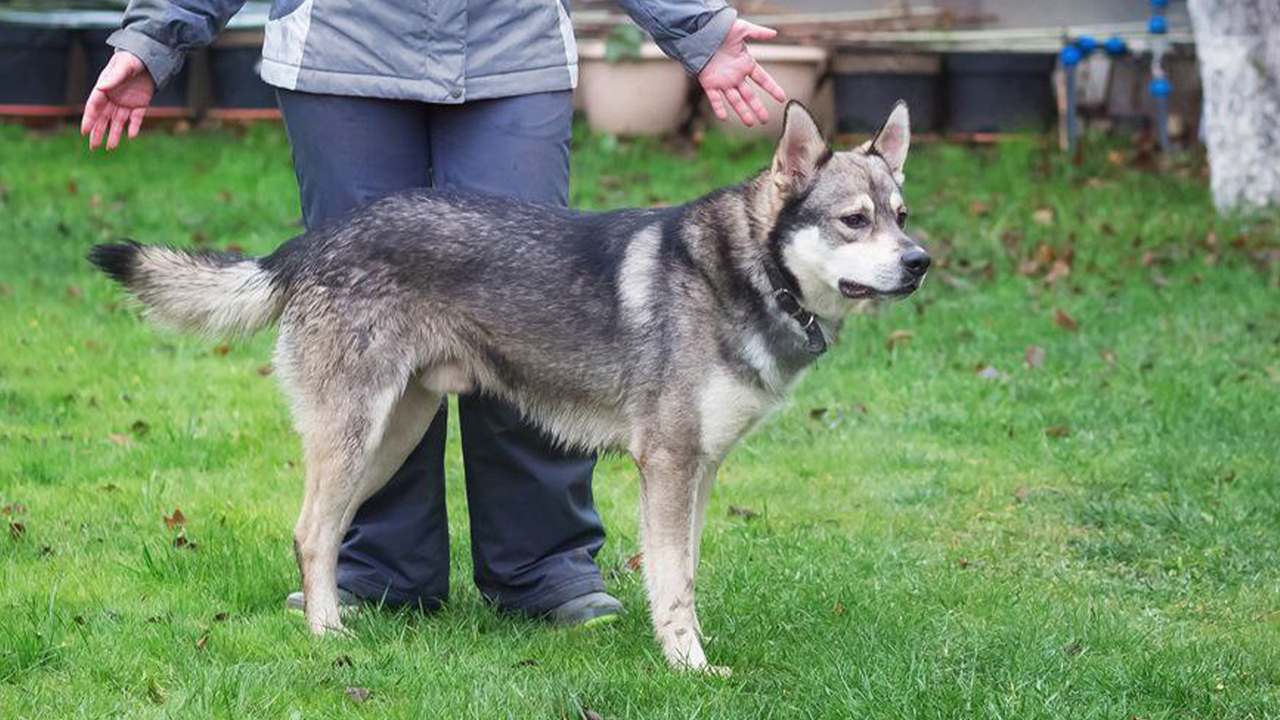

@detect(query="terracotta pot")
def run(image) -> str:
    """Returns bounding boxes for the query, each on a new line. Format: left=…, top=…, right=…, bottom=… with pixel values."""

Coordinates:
left=577, top=39, right=690, bottom=136
left=700, top=44, right=829, bottom=139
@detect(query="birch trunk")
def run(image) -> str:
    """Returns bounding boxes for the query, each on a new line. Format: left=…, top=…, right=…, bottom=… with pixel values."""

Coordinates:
left=1186, top=0, right=1280, bottom=213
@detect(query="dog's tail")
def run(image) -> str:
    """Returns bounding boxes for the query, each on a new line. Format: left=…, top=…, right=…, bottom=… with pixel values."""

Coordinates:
left=88, top=241, right=285, bottom=339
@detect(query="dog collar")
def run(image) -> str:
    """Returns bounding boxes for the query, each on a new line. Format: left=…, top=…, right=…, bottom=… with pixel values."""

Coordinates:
left=772, top=287, right=827, bottom=355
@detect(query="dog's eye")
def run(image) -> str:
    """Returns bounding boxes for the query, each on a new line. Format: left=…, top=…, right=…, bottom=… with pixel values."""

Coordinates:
left=896, top=210, right=909, bottom=229
left=841, top=213, right=870, bottom=230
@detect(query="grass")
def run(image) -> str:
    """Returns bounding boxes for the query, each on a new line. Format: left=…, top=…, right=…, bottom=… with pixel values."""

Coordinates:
left=1, top=119, right=1279, bottom=719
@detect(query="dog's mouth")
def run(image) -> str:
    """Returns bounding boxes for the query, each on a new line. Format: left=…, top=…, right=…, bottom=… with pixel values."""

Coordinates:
left=838, top=279, right=919, bottom=300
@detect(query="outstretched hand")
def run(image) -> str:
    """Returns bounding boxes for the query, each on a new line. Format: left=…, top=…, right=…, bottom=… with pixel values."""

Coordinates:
left=698, top=19, right=787, bottom=127
left=82, top=51, right=155, bottom=151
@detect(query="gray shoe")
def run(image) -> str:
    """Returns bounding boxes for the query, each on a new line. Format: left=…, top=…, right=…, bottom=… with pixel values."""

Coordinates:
left=285, top=587, right=362, bottom=615
left=545, top=591, right=623, bottom=628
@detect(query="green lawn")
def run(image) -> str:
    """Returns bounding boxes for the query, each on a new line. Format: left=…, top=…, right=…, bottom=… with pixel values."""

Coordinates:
left=2, top=120, right=1279, bottom=719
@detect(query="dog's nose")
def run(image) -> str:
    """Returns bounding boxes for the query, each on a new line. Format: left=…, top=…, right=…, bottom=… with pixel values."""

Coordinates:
left=901, top=248, right=931, bottom=276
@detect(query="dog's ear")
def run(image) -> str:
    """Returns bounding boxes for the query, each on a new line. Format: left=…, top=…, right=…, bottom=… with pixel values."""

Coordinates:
left=771, top=101, right=830, bottom=196
left=866, top=101, right=910, bottom=184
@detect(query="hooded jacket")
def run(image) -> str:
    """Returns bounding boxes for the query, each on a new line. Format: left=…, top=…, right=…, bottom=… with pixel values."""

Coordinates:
left=107, top=0, right=736, bottom=103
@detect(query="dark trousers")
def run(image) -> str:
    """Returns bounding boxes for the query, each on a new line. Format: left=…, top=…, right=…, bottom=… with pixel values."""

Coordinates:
left=277, top=88, right=606, bottom=614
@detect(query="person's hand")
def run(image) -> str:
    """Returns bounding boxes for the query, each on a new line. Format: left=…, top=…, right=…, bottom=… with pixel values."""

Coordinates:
left=81, top=51, right=155, bottom=151
left=697, top=19, right=787, bottom=127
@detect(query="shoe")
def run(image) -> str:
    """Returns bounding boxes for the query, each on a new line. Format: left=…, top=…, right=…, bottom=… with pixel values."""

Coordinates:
left=285, top=587, right=362, bottom=616
left=545, top=591, right=623, bottom=628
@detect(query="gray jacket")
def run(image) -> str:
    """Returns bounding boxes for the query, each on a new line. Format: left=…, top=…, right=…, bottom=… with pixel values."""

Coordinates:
left=108, top=0, right=737, bottom=103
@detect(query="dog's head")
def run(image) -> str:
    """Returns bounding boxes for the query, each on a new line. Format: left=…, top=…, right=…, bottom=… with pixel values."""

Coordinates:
left=767, top=101, right=928, bottom=320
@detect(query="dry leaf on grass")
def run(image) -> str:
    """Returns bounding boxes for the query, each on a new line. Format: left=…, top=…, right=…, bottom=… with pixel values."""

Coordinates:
left=345, top=688, right=371, bottom=704
left=727, top=505, right=759, bottom=521
left=164, top=508, right=186, bottom=530
left=1053, top=308, right=1079, bottom=332
left=1045, top=425, right=1072, bottom=438
left=885, top=329, right=914, bottom=352
left=1025, top=346, right=1046, bottom=369
left=623, top=553, right=643, bottom=572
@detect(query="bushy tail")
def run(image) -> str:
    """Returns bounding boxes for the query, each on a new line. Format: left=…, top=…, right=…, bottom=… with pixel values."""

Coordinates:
left=88, top=241, right=285, bottom=338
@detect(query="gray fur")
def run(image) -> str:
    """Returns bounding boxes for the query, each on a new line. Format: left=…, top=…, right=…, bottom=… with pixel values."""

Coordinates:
left=89, top=102, right=927, bottom=672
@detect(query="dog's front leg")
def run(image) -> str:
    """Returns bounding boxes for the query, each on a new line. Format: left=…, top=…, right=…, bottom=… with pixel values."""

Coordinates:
left=636, top=447, right=718, bottom=672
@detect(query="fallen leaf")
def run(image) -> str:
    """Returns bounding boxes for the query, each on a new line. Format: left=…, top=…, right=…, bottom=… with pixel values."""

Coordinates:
left=1024, top=345, right=1046, bottom=369
left=624, top=553, right=643, bottom=572
left=968, top=200, right=990, bottom=217
left=1053, top=308, right=1079, bottom=332
left=727, top=505, right=759, bottom=521
left=224, top=243, right=244, bottom=255
left=1099, top=349, right=1117, bottom=367
left=1045, top=425, right=1072, bottom=438
left=66, top=286, right=84, bottom=300
left=67, top=179, right=79, bottom=195
left=257, top=364, right=273, bottom=377
left=195, top=634, right=209, bottom=652
left=958, top=558, right=970, bottom=569
left=1, top=503, right=23, bottom=516
left=164, top=508, right=187, bottom=530
left=173, top=534, right=197, bottom=550
left=1106, top=149, right=1125, bottom=166
left=345, top=688, right=371, bottom=704
left=8, top=521, right=26, bottom=540
left=1032, top=208, right=1054, bottom=225
left=212, top=343, right=231, bottom=356
left=1043, top=260, right=1071, bottom=284
left=885, top=329, right=914, bottom=352
left=1014, top=486, right=1030, bottom=501
left=108, top=433, right=133, bottom=447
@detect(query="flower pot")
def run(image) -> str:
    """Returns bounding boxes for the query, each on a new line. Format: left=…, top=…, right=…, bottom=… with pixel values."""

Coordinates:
left=833, top=52, right=941, bottom=133
left=699, top=44, right=829, bottom=139
left=209, top=29, right=279, bottom=118
left=83, top=28, right=190, bottom=114
left=943, top=52, right=1056, bottom=133
left=577, top=39, right=690, bottom=136
left=0, top=23, right=72, bottom=111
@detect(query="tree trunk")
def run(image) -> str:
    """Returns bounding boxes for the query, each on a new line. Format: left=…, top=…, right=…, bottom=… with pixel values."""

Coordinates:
left=1187, top=0, right=1280, bottom=213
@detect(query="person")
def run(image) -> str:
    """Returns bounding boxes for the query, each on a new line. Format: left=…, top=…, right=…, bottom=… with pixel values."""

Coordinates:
left=82, top=0, right=787, bottom=627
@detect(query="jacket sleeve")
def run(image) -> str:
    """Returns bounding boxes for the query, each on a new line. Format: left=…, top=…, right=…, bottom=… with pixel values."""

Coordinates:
left=611, top=0, right=737, bottom=75
left=105, top=0, right=250, bottom=89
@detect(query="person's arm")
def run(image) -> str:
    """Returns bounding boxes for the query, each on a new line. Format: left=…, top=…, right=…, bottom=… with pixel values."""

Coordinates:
left=609, top=0, right=786, bottom=126
left=83, top=0, right=249, bottom=150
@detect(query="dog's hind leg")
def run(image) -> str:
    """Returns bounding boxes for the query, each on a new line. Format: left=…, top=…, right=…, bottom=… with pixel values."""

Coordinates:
left=291, top=377, right=441, bottom=635
left=635, top=443, right=718, bottom=671
left=689, top=461, right=719, bottom=638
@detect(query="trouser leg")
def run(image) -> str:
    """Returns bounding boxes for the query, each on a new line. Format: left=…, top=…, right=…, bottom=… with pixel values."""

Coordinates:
left=277, top=88, right=450, bottom=608
left=427, top=91, right=607, bottom=614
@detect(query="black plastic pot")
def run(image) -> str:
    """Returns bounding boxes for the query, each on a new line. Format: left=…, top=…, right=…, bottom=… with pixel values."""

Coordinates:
left=82, top=28, right=189, bottom=108
left=835, top=74, right=940, bottom=133
left=210, top=43, right=275, bottom=109
left=0, top=23, right=72, bottom=106
left=943, top=52, right=1056, bottom=133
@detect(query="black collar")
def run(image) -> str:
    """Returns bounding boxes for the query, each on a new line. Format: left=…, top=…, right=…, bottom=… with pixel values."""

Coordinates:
left=762, top=262, right=827, bottom=355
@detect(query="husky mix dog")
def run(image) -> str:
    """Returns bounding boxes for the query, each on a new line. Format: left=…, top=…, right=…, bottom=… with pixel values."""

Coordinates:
left=89, top=101, right=928, bottom=672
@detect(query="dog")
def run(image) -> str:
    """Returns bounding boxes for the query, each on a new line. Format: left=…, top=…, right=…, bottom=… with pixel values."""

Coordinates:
left=89, top=101, right=927, bottom=672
